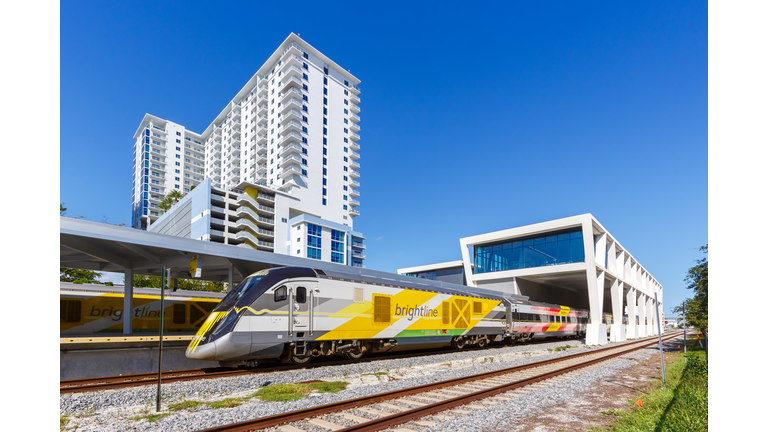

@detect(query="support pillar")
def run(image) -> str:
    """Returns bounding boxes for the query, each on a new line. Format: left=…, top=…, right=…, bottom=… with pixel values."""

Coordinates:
left=638, top=294, right=648, bottom=337
left=123, top=268, right=133, bottom=334
left=610, top=279, right=625, bottom=342
left=626, top=287, right=637, bottom=339
left=228, top=262, right=234, bottom=292
left=646, top=296, right=655, bottom=336
left=586, top=269, right=607, bottom=345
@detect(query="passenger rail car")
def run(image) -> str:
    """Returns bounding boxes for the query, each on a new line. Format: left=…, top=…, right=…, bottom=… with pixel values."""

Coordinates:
left=185, top=267, right=590, bottom=367
left=60, top=283, right=223, bottom=335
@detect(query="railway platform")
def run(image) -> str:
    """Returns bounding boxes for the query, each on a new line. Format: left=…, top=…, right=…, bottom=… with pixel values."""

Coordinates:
left=60, top=334, right=218, bottom=380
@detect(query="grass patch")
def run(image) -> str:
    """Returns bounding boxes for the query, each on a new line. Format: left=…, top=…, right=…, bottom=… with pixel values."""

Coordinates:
left=592, top=338, right=707, bottom=431
left=60, top=415, right=69, bottom=431
left=440, top=362, right=452, bottom=367
left=363, top=372, right=388, bottom=376
left=250, top=381, right=348, bottom=402
left=128, top=413, right=171, bottom=422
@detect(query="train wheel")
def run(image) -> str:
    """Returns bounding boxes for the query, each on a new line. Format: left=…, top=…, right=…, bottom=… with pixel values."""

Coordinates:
left=451, top=337, right=466, bottom=350
left=477, top=337, right=488, bottom=348
left=346, top=347, right=364, bottom=360
left=289, top=354, right=312, bottom=365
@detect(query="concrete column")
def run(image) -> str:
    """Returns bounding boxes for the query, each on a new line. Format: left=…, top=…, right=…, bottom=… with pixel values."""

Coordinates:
left=625, top=287, right=637, bottom=339
left=616, top=250, right=625, bottom=279
left=595, top=233, right=607, bottom=268
left=638, top=294, right=647, bottom=337
left=583, top=220, right=607, bottom=345
left=228, top=262, right=234, bottom=293
left=610, top=279, right=625, bottom=342
left=607, top=240, right=617, bottom=273
left=123, top=268, right=133, bottom=334
left=646, top=296, right=655, bottom=336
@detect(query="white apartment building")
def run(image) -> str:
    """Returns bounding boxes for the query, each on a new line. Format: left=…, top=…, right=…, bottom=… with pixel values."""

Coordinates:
left=131, top=34, right=365, bottom=267
left=131, top=115, right=206, bottom=228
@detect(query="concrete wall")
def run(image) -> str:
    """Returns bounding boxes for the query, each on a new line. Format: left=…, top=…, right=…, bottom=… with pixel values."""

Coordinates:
left=60, top=346, right=219, bottom=380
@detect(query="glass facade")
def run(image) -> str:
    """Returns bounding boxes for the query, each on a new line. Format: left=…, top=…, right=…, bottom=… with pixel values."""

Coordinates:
left=473, top=228, right=585, bottom=274
left=307, top=224, right=322, bottom=260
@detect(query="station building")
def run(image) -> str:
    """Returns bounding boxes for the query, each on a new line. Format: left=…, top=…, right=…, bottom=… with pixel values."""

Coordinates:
left=398, top=214, right=663, bottom=345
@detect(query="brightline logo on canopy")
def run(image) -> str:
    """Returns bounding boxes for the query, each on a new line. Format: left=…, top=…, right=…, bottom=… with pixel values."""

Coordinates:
left=394, top=303, right=439, bottom=321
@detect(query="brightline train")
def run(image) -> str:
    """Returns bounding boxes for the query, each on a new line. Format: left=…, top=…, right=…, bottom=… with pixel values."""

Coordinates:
left=60, top=283, right=224, bottom=335
left=186, top=267, right=592, bottom=367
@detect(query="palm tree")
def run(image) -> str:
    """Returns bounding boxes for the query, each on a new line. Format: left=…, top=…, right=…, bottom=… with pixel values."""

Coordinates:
left=157, top=196, right=173, bottom=211
left=167, top=189, right=184, bottom=204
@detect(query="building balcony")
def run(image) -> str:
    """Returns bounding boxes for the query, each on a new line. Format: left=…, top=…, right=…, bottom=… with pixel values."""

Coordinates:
left=256, top=154, right=267, bottom=165
left=279, top=130, right=304, bottom=146
left=281, top=98, right=303, bottom=113
left=351, top=251, right=366, bottom=259
left=235, top=230, right=275, bottom=250
left=283, top=108, right=303, bottom=123
left=350, top=170, right=360, bottom=179
left=257, top=104, right=268, bottom=116
left=349, top=141, right=360, bottom=152
left=349, top=179, right=360, bottom=188
left=151, top=132, right=167, bottom=141
left=256, top=114, right=268, bottom=125
left=254, top=143, right=268, bottom=154
left=280, top=87, right=303, bottom=102
left=350, top=161, right=360, bottom=170
left=256, top=163, right=267, bottom=174
left=350, top=94, right=360, bottom=104
left=256, top=124, right=267, bottom=135
left=280, top=142, right=304, bottom=157
left=349, top=151, right=361, bottom=160
left=349, top=132, right=360, bottom=141
left=257, top=84, right=268, bottom=97
left=350, top=122, right=360, bottom=133
left=282, top=164, right=304, bottom=178
left=257, top=192, right=275, bottom=204
left=349, top=189, right=360, bottom=198
left=257, top=134, right=268, bottom=144
left=282, top=75, right=302, bottom=90
left=349, top=113, right=361, bottom=123
left=280, top=153, right=304, bottom=169
left=282, top=64, right=303, bottom=80
left=282, top=120, right=304, bottom=134
left=282, top=53, right=303, bottom=69
left=350, top=103, right=360, bottom=114
left=349, top=199, right=360, bottom=207
left=352, top=241, right=366, bottom=249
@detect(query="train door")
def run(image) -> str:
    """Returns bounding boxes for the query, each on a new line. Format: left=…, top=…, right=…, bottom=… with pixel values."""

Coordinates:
left=288, top=282, right=317, bottom=336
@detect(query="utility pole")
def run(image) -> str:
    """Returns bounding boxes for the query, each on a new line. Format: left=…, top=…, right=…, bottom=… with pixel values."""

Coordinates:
left=156, top=267, right=168, bottom=412
left=654, top=292, right=666, bottom=389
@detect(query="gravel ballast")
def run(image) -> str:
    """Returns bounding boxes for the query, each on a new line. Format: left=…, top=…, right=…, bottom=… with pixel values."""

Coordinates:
left=60, top=337, right=672, bottom=432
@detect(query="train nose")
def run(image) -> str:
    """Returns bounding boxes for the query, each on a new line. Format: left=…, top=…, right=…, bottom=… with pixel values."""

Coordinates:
left=186, top=339, right=217, bottom=360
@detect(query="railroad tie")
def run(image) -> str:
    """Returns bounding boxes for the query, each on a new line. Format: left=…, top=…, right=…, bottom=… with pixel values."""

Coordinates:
left=450, top=408, right=473, bottom=415
left=400, top=398, right=428, bottom=406
left=339, top=413, right=369, bottom=423
left=279, top=425, right=306, bottom=432
left=390, top=429, right=417, bottom=432
left=379, top=402, right=410, bottom=412
left=356, top=407, right=385, bottom=416
left=411, top=394, right=447, bottom=402
left=414, top=420, right=437, bottom=427
left=308, top=418, right=345, bottom=431
left=431, top=414, right=452, bottom=421
left=466, top=404, right=486, bottom=410
left=436, top=389, right=466, bottom=395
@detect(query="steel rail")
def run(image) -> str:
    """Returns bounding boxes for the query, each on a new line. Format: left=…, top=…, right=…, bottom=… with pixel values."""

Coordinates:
left=196, top=332, right=681, bottom=432
left=60, top=337, right=570, bottom=394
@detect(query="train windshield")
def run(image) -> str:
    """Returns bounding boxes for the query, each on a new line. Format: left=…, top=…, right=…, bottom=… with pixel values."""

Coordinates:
left=215, top=276, right=264, bottom=311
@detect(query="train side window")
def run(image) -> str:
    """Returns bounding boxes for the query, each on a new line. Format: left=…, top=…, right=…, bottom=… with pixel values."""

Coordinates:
left=373, top=295, right=391, bottom=323
left=541, top=314, right=549, bottom=323
left=274, top=285, right=287, bottom=302
left=173, top=304, right=186, bottom=324
left=441, top=301, right=450, bottom=325
left=296, top=287, right=307, bottom=304
left=473, top=301, right=482, bottom=315
left=60, top=300, right=81, bottom=323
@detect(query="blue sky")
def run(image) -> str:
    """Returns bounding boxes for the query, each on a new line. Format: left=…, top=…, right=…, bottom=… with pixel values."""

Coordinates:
left=60, top=1, right=707, bottom=316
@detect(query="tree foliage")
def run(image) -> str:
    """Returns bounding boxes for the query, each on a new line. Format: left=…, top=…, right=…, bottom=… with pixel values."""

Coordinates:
left=131, top=274, right=226, bottom=293
left=60, top=268, right=113, bottom=286
left=673, top=245, right=708, bottom=333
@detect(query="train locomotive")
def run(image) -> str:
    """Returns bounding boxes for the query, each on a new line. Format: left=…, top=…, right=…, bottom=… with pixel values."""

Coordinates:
left=186, top=267, right=590, bottom=367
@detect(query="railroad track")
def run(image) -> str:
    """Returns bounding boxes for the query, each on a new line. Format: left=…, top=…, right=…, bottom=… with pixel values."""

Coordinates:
left=60, top=337, right=574, bottom=394
left=197, top=332, right=682, bottom=432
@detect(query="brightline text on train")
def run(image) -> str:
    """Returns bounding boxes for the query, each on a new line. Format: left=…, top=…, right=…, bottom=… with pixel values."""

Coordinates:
left=394, top=303, right=439, bottom=321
